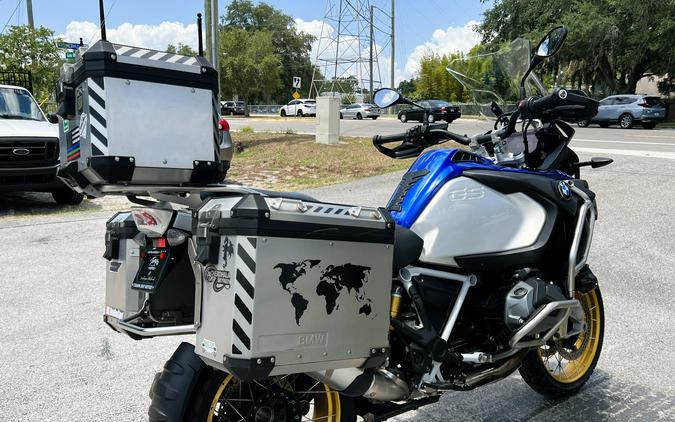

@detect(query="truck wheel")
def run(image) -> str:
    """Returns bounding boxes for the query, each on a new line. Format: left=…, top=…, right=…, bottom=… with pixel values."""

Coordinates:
left=52, top=188, right=84, bottom=205
left=149, top=342, right=355, bottom=422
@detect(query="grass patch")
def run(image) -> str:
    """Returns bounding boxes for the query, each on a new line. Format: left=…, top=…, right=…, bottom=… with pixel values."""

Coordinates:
left=227, top=133, right=437, bottom=191
left=239, top=126, right=255, bottom=133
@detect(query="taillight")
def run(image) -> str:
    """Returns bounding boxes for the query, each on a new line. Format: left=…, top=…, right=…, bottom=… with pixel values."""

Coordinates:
left=218, top=117, right=230, bottom=131
left=364, top=108, right=371, bottom=112
left=440, top=106, right=446, bottom=113
left=154, top=237, right=167, bottom=248
left=638, top=101, right=651, bottom=108
left=131, top=207, right=174, bottom=238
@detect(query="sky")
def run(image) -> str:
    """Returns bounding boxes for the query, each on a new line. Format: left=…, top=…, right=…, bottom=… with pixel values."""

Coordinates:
left=0, top=0, right=490, bottom=87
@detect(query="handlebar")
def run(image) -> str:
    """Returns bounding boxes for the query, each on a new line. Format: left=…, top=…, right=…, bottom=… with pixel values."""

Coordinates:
left=372, top=133, right=407, bottom=145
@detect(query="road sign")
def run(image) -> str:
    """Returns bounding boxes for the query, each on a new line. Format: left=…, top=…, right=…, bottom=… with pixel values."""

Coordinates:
left=292, top=76, right=301, bottom=89
left=66, top=51, right=76, bottom=60
left=57, top=42, right=82, bottom=50
left=292, top=91, right=301, bottom=100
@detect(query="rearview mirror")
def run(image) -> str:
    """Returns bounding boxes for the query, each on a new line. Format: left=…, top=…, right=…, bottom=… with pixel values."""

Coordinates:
left=535, top=26, right=568, bottom=58
left=373, top=88, right=401, bottom=108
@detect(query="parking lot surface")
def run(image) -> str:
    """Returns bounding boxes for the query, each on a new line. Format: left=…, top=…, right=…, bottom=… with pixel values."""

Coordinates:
left=229, top=116, right=675, bottom=159
left=0, top=151, right=673, bottom=420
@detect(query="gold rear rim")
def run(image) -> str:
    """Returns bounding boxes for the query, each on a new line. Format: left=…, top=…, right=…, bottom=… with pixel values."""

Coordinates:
left=206, top=374, right=341, bottom=422
left=537, top=289, right=602, bottom=383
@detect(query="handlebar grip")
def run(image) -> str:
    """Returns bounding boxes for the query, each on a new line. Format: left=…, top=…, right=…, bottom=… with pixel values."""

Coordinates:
left=373, top=133, right=407, bottom=145
left=524, top=89, right=564, bottom=117
left=428, top=129, right=471, bottom=146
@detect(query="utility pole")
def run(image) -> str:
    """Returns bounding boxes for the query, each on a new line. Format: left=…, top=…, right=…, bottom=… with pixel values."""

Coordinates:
left=369, top=5, right=374, bottom=102
left=390, top=0, right=395, bottom=90
left=26, top=0, right=34, bottom=28
left=211, top=0, right=220, bottom=101
left=204, top=0, right=212, bottom=62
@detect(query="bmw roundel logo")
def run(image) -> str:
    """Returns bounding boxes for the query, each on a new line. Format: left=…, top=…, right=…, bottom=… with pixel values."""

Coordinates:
left=558, top=181, right=572, bottom=200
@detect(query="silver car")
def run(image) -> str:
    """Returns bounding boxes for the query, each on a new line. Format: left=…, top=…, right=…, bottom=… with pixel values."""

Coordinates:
left=340, top=103, right=381, bottom=120
left=579, top=95, right=666, bottom=129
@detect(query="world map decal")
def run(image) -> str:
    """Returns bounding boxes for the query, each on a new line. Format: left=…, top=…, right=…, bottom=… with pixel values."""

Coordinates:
left=274, top=260, right=373, bottom=326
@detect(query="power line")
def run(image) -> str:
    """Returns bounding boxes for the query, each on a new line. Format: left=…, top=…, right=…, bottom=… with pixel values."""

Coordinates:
left=1, top=0, right=23, bottom=35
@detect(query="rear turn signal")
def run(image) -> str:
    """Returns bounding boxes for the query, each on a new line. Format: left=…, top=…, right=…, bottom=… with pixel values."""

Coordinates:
left=218, top=117, right=230, bottom=131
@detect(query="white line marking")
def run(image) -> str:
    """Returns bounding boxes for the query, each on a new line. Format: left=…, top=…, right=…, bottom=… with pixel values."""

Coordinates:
left=575, top=138, right=675, bottom=147
left=572, top=147, right=675, bottom=160
left=166, top=54, right=182, bottom=63
left=115, top=46, right=132, bottom=54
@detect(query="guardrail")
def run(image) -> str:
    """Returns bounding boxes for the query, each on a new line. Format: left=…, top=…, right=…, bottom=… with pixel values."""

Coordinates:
left=245, top=103, right=512, bottom=117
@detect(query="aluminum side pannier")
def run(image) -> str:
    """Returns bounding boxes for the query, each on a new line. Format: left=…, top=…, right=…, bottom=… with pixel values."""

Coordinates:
left=193, top=194, right=395, bottom=380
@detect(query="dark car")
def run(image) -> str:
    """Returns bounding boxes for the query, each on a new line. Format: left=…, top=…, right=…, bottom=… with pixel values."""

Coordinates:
left=398, top=99, right=461, bottom=123
left=220, top=100, right=247, bottom=116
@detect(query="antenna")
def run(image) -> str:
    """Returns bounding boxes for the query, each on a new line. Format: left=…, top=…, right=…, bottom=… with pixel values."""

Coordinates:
left=197, top=13, right=204, bottom=56
left=98, top=0, right=107, bottom=41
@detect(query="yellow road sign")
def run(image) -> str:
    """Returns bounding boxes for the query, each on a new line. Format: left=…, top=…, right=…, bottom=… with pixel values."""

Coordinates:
left=292, top=91, right=301, bottom=100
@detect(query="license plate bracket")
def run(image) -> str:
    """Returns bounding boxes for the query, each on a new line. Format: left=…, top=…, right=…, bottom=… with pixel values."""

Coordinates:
left=132, top=248, right=171, bottom=292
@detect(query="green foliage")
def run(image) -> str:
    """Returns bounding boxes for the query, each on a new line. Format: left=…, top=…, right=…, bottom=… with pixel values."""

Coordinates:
left=219, top=28, right=283, bottom=102
left=166, top=42, right=197, bottom=56
left=397, top=79, right=417, bottom=97
left=221, top=0, right=319, bottom=103
left=479, top=0, right=675, bottom=96
left=240, top=126, right=255, bottom=133
left=0, top=25, right=62, bottom=101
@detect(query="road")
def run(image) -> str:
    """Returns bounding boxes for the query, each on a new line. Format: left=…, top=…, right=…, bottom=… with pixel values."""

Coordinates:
left=229, top=116, right=675, bottom=159
left=0, top=156, right=674, bottom=419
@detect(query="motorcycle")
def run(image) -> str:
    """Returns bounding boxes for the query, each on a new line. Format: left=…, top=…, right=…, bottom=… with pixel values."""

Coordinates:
left=102, top=26, right=611, bottom=421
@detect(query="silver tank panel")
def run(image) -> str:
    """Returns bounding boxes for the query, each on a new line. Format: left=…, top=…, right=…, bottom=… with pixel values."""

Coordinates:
left=410, top=176, right=546, bottom=267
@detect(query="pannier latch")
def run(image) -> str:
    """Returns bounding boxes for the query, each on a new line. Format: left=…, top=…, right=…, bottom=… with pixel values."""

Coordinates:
left=195, top=205, right=222, bottom=265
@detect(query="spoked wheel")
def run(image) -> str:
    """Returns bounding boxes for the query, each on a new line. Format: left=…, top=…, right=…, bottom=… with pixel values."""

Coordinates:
left=192, top=371, right=353, bottom=422
left=519, top=287, right=604, bottom=398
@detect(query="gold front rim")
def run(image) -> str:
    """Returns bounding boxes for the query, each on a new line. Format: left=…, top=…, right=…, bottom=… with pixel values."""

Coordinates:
left=206, top=374, right=341, bottom=422
left=538, top=289, right=602, bottom=383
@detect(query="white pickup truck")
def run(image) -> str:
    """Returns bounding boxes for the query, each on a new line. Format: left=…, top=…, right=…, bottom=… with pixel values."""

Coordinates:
left=0, top=84, right=83, bottom=204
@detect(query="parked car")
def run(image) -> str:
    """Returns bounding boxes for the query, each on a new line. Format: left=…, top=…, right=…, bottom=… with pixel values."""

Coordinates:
left=280, top=99, right=316, bottom=117
left=578, top=95, right=666, bottom=129
left=397, top=99, right=461, bottom=123
left=220, top=100, right=246, bottom=116
left=340, top=103, right=381, bottom=120
left=0, top=82, right=84, bottom=205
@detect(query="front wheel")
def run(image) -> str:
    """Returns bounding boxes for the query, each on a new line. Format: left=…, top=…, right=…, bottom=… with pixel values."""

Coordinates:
left=399, top=112, right=407, bottom=123
left=619, top=113, right=634, bottom=129
left=280, top=109, right=287, bottom=117
left=52, top=188, right=84, bottom=205
left=519, top=287, right=604, bottom=398
left=577, top=120, right=590, bottom=128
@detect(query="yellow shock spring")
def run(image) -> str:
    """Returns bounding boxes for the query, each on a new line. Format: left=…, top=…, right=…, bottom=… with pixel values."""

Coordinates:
left=390, top=286, right=403, bottom=322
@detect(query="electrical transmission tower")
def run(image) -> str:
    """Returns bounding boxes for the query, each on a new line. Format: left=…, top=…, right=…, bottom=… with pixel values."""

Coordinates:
left=309, top=0, right=393, bottom=102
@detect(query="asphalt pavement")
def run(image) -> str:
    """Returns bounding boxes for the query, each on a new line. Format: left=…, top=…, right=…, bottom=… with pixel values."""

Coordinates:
left=228, top=115, right=675, bottom=159
left=1, top=149, right=674, bottom=419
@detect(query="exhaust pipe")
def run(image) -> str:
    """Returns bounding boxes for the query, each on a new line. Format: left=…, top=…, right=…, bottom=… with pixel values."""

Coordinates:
left=309, top=368, right=409, bottom=401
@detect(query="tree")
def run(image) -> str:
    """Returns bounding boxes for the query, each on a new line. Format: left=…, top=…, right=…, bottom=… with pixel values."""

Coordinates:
left=479, top=0, right=675, bottom=96
left=219, top=28, right=282, bottom=103
left=0, top=25, right=61, bottom=100
left=166, top=42, right=197, bottom=56
left=221, top=0, right=317, bottom=103
left=398, top=79, right=417, bottom=97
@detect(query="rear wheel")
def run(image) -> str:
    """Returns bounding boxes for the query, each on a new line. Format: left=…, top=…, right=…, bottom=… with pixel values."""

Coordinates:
left=149, top=343, right=355, bottom=422
left=577, top=120, right=590, bottom=128
left=356, top=112, right=363, bottom=120
left=189, top=370, right=353, bottom=422
left=371, top=116, right=378, bottom=120
left=619, top=113, right=633, bottom=129
left=642, top=122, right=656, bottom=129
left=52, top=188, right=84, bottom=205
left=519, top=287, right=604, bottom=398
left=297, top=109, right=304, bottom=117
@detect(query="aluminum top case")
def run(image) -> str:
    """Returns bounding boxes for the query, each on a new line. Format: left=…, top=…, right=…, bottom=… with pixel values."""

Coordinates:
left=55, top=40, right=225, bottom=194
left=193, top=194, right=395, bottom=380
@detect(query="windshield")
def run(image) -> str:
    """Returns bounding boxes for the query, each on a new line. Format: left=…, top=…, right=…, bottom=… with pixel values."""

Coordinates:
left=0, top=87, right=45, bottom=121
left=446, top=38, right=547, bottom=120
